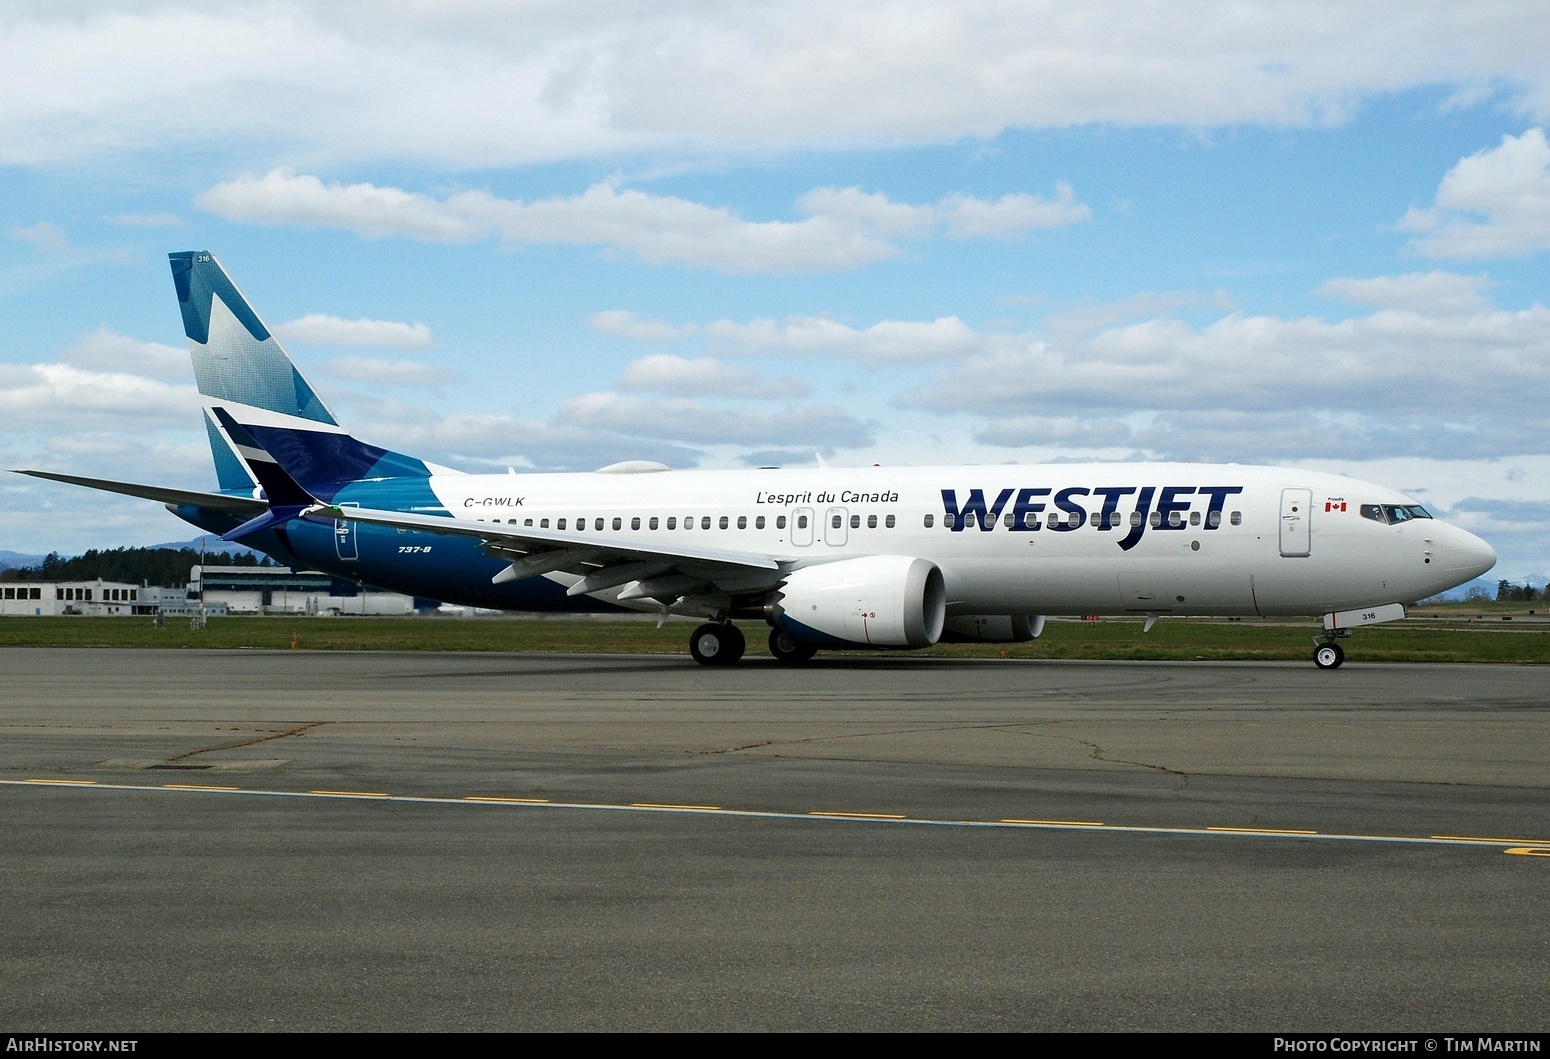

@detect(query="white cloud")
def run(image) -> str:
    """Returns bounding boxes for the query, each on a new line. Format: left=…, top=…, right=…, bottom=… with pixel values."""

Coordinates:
left=590, top=310, right=699, bottom=343
left=1314, top=272, right=1492, bottom=315
left=937, top=183, right=1091, bottom=238
left=1399, top=128, right=1550, bottom=258
left=8, top=221, right=70, bottom=254
left=616, top=355, right=809, bottom=399
left=0, top=362, right=198, bottom=434
left=337, top=397, right=702, bottom=472
left=794, top=183, right=1089, bottom=239
left=706, top=315, right=987, bottom=363
left=1040, top=290, right=1238, bottom=339
left=198, top=169, right=1089, bottom=273
left=557, top=392, right=871, bottom=448
left=894, top=289, right=1550, bottom=461
left=60, top=327, right=189, bottom=383
left=7, top=5, right=1550, bottom=165
left=317, top=356, right=449, bottom=387
left=275, top=313, right=433, bottom=348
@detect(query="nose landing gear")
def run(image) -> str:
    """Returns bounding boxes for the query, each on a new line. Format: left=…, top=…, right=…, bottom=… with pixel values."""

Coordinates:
left=1313, top=640, right=1345, bottom=669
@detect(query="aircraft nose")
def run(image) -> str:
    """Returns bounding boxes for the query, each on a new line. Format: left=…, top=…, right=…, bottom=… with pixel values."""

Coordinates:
left=1442, top=526, right=1497, bottom=580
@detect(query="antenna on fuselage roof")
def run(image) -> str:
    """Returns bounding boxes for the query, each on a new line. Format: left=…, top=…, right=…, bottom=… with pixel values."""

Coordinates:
left=814, top=452, right=830, bottom=469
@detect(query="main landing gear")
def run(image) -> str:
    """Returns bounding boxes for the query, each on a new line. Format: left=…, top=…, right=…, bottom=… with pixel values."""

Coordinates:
left=689, top=622, right=745, bottom=666
left=686, top=623, right=820, bottom=665
left=768, top=628, right=817, bottom=664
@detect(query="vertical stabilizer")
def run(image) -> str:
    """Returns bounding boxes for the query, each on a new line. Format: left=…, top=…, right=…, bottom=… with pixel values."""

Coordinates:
left=169, top=251, right=337, bottom=425
left=170, top=252, right=439, bottom=501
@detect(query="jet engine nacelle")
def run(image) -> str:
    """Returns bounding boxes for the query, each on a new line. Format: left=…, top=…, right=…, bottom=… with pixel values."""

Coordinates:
left=939, top=613, right=1046, bottom=643
left=774, top=555, right=946, bottom=649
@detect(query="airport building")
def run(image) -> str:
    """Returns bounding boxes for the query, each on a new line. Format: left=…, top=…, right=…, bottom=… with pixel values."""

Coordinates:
left=189, top=565, right=423, bottom=616
left=0, top=580, right=154, bottom=617
left=0, top=566, right=428, bottom=617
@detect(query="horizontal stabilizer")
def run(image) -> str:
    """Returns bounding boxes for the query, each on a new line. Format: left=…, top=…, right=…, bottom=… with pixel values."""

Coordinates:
left=11, top=469, right=266, bottom=514
left=220, top=504, right=314, bottom=543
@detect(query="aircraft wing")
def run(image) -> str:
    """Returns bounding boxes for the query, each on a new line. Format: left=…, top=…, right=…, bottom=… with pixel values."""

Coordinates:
left=12, top=469, right=268, bottom=514
left=314, top=502, right=784, bottom=603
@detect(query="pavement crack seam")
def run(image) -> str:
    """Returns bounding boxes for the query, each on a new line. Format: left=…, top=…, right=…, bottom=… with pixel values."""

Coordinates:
left=702, top=721, right=1038, bottom=755
left=1073, top=738, right=1192, bottom=788
left=166, top=721, right=328, bottom=762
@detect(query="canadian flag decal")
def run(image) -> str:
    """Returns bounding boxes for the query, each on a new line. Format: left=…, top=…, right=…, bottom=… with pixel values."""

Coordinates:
left=1324, top=498, right=1347, bottom=512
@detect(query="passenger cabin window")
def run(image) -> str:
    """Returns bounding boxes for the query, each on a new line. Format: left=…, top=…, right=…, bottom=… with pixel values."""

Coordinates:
left=832, top=514, right=843, bottom=529
left=523, top=518, right=533, bottom=526
left=667, top=517, right=677, bottom=529
left=631, top=517, right=641, bottom=530
left=720, top=516, right=729, bottom=529
left=850, top=514, right=860, bottom=529
left=1189, top=511, right=1201, bottom=527
left=540, top=518, right=550, bottom=528
left=737, top=516, right=747, bottom=529
left=777, top=516, right=787, bottom=529
left=649, top=517, right=659, bottom=530
left=868, top=514, right=878, bottom=528
left=1207, top=510, right=1220, bottom=528
left=612, top=517, right=622, bottom=530
left=886, top=514, right=896, bottom=528
left=701, top=516, right=712, bottom=530
left=1230, top=511, right=1242, bottom=526
left=756, top=516, right=766, bottom=529
left=557, top=518, right=567, bottom=530
left=924, top=514, right=934, bottom=528
left=797, top=514, right=808, bottom=529
left=595, top=517, right=604, bottom=531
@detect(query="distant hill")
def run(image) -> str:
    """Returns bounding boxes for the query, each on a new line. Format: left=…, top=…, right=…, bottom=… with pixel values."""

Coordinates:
left=149, top=537, right=264, bottom=558
left=0, top=550, right=48, bottom=572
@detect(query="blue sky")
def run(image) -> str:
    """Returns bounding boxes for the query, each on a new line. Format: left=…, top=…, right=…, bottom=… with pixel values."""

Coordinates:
left=2, top=2, right=1549, bottom=586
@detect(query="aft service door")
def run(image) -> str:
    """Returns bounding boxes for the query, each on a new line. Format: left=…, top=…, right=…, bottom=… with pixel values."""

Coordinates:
left=1279, top=489, right=1311, bottom=557
left=825, top=507, right=848, bottom=546
left=792, top=507, right=814, bottom=546
left=335, top=501, right=359, bottom=561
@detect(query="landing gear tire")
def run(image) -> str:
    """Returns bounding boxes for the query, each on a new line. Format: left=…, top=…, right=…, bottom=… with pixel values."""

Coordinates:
left=1314, top=642, right=1345, bottom=670
left=768, top=628, right=818, bottom=664
left=690, top=622, right=745, bottom=666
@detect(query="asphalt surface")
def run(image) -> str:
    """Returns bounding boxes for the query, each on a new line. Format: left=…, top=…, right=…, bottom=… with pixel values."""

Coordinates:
left=1, top=648, right=1547, bottom=1031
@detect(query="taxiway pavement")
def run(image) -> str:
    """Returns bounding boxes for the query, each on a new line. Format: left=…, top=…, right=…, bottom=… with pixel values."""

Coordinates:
left=2, top=649, right=1546, bottom=1030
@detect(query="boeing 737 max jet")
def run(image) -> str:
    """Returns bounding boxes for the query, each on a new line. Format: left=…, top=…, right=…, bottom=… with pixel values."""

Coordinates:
left=15, top=252, right=1497, bottom=668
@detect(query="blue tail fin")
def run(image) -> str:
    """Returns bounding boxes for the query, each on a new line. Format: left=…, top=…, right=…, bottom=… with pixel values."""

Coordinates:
left=170, top=251, right=438, bottom=501
left=169, top=251, right=337, bottom=426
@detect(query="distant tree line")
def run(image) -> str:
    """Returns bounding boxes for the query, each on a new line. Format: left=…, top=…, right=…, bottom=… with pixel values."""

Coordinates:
left=1495, top=579, right=1544, bottom=602
left=0, top=547, right=276, bottom=587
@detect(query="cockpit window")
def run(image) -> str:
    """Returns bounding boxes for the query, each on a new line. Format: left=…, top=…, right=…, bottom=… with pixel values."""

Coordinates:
left=1362, top=503, right=1433, bottom=524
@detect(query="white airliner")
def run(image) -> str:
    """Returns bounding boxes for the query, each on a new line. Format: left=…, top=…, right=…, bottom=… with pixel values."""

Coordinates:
left=16, top=252, right=1497, bottom=668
